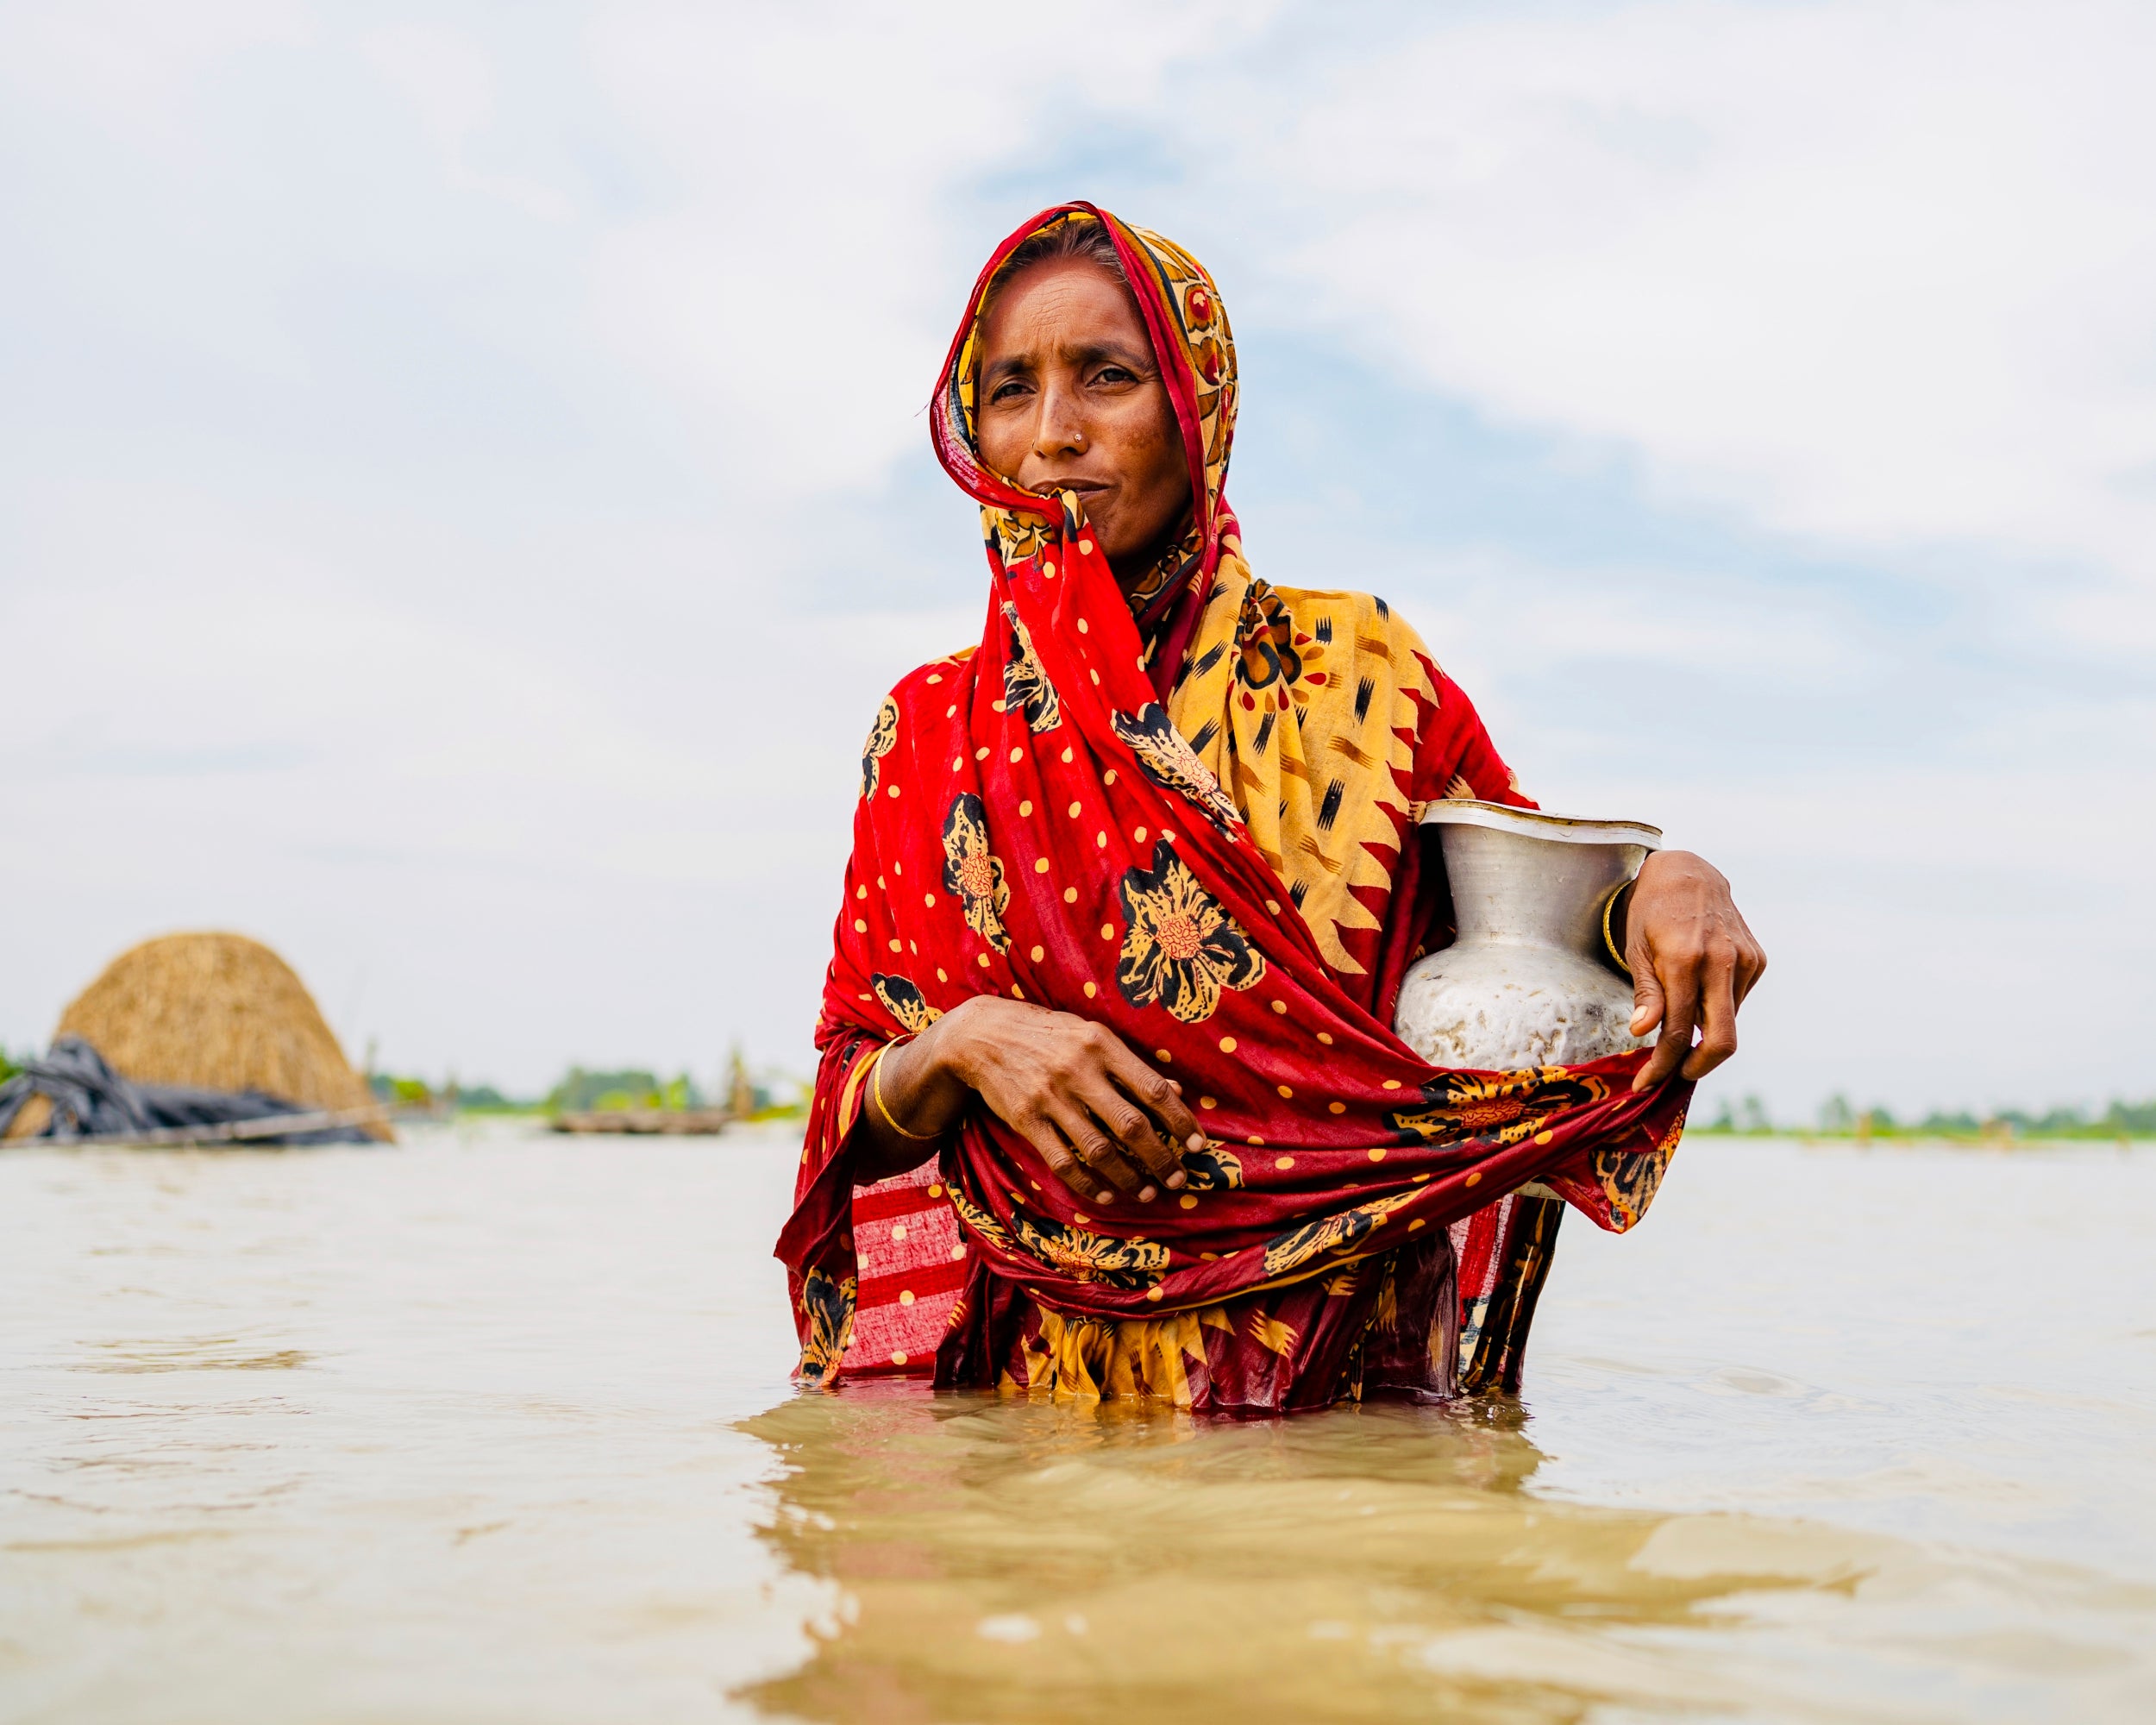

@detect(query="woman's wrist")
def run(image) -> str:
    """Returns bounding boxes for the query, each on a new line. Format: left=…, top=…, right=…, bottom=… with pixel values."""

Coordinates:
left=849, top=1030, right=959, bottom=1182
left=879, top=1007, right=975, bottom=1136
left=856, top=995, right=1049, bottom=1170
left=908, top=1002, right=966, bottom=1095
left=868, top=1039, right=940, bottom=1142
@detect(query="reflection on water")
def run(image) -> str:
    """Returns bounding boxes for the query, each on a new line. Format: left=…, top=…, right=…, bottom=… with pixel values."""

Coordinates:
left=739, top=1388, right=2153, bottom=1723
left=2, top=1125, right=2153, bottom=1722
left=743, top=1392, right=1669, bottom=1723
left=77, top=1337, right=312, bottom=1373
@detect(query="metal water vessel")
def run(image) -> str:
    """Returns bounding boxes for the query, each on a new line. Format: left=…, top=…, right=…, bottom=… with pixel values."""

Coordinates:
left=1393, top=801, right=1660, bottom=1070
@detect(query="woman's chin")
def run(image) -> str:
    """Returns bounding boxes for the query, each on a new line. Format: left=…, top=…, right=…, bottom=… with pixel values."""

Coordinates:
left=1079, top=510, right=1125, bottom=552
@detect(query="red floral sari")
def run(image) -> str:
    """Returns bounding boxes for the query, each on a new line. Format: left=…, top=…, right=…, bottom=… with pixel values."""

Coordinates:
left=776, top=205, right=1689, bottom=1413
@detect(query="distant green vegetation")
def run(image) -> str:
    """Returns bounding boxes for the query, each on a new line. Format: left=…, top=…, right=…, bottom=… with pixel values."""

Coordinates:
left=9, top=1044, right=817, bottom=1120
left=366, top=1070, right=702, bottom=1114
left=366, top=1074, right=537, bottom=1113
left=1695, top=1092, right=2156, bottom=1141
left=541, top=1057, right=805, bottom=1120
left=358, top=1059, right=806, bottom=1121
left=547, top=1068, right=702, bottom=1113
left=547, top=1051, right=805, bottom=1120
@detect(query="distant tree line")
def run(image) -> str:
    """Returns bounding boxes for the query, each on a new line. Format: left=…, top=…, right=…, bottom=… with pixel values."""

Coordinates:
left=360, top=1061, right=804, bottom=1118
left=546, top=1068, right=706, bottom=1113
left=1699, top=1092, right=2156, bottom=1138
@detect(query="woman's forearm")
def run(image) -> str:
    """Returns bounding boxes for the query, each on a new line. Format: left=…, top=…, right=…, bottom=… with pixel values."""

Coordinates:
left=843, top=994, right=1203, bottom=1201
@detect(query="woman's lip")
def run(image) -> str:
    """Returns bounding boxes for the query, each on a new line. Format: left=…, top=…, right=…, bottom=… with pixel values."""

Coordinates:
left=1036, top=477, right=1108, bottom=494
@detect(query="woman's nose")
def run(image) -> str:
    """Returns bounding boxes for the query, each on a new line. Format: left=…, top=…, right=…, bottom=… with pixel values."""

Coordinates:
left=1032, top=382, right=1088, bottom=458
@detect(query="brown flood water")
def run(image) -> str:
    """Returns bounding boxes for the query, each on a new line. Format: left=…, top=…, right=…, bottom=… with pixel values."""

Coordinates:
left=3, top=1122, right=2152, bottom=1722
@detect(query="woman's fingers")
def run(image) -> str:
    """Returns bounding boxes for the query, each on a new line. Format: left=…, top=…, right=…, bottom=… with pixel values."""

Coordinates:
left=1608, top=853, right=1763, bottom=1093
left=1070, top=1070, right=1182, bottom=1197
left=1050, top=1096, right=1156, bottom=1200
left=1022, top=1115, right=1113, bottom=1206
left=1031, top=1025, right=1155, bottom=1200
left=1632, top=963, right=1700, bottom=1092
left=1683, top=914, right=1760, bottom=1080
left=1098, top=1042, right=1204, bottom=1175
left=1681, top=950, right=1741, bottom=1081
left=961, top=1011, right=1177, bottom=1201
left=1054, top=1023, right=1194, bottom=1197
left=1627, top=952, right=1666, bottom=1041
left=1733, top=920, right=1769, bottom=1007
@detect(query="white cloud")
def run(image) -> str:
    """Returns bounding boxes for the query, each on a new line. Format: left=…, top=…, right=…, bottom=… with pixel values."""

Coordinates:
left=583, top=1, right=1269, bottom=492
left=362, top=23, right=573, bottom=221
left=0, top=0, right=304, bottom=123
left=1213, top=1, right=2156, bottom=636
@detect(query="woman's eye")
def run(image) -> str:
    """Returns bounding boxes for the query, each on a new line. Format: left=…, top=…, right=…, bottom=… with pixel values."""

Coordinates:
left=989, top=380, right=1031, bottom=403
left=1094, top=366, right=1135, bottom=385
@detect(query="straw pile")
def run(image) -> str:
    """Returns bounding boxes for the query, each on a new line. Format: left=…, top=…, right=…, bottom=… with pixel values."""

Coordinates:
left=5, top=932, right=390, bottom=1141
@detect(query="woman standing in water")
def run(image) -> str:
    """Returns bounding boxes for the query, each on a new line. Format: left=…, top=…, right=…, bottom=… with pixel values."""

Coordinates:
left=776, top=205, right=1765, bottom=1414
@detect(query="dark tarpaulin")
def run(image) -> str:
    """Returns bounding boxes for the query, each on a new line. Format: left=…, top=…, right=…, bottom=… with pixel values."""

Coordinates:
left=0, top=1037, right=378, bottom=1145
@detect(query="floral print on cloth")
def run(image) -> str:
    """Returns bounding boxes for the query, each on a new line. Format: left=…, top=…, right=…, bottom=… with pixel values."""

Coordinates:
left=939, top=793, right=1011, bottom=952
left=1112, top=840, right=1267, bottom=1025
left=774, top=204, right=1691, bottom=1412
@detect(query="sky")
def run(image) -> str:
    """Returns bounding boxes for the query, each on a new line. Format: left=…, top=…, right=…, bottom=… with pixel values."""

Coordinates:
left=3, top=0, right=2152, bottom=1122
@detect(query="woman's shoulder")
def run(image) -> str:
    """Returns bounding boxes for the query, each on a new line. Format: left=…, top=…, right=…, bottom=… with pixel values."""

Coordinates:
left=1258, top=584, right=1439, bottom=680
left=1260, top=583, right=1426, bottom=634
left=856, top=645, right=975, bottom=797
left=1256, top=582, right=1522, bottom=797
left=877, top=643, right=978, bottom=711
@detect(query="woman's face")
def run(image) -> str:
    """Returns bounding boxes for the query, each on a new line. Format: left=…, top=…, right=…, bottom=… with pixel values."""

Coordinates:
left=975, top=257, right=1193, bottom=585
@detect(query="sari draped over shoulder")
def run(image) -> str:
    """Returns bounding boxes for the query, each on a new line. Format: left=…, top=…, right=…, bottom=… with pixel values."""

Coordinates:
left=775, top=204, right=1689, bottom=1413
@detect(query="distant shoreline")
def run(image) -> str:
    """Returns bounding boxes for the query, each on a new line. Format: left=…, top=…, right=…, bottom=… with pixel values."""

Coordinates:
left=1691, top=1122, right=2153, bottom=1146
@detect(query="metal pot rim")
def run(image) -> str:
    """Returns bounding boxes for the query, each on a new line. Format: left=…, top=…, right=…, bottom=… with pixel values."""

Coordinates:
left=1417, top=798, right=1663, bottom=849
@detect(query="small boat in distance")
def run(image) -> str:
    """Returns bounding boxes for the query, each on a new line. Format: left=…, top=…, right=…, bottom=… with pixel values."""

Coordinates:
left=547, top=1047, right=761, bottom=1135
left=548, top=1107, right=732, bottom=1137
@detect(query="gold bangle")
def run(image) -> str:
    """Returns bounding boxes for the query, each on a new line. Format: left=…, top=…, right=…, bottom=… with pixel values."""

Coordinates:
left=870, top=1038, right=940, bottom=1142
left=1601, top=881, right=1634, bottom=980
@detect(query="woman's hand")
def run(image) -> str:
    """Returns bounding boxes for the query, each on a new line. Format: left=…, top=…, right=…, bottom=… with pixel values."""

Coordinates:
left=1618, top=850, right=1768, bottom=1092
left=855, top=994, right=1206, bottom=1205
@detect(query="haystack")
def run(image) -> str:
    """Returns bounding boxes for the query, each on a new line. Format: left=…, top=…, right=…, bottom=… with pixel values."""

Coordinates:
left=5, top=932, right=390, bottom=1141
